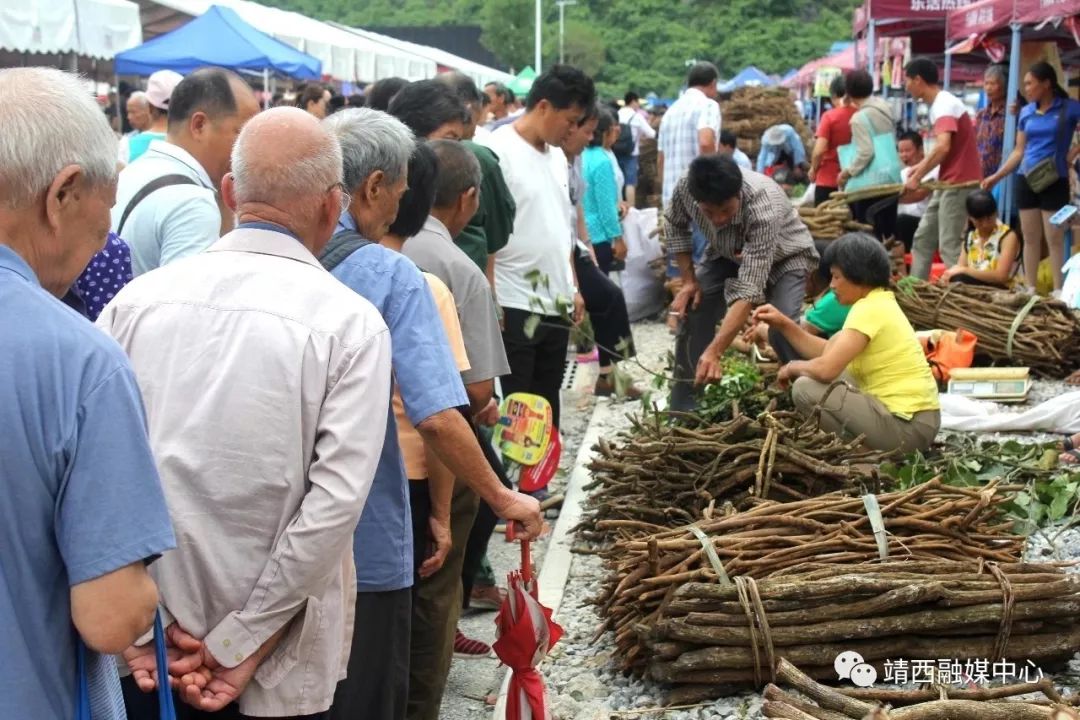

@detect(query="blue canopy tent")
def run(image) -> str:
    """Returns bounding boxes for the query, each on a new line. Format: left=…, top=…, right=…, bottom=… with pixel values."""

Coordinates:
left=114, top=5, right=321, bottom=79
left=719, top=66, right=777, bottom=93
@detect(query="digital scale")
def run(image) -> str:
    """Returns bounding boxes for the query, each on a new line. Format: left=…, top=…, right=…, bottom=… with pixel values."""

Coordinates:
left=946, top=367, right=1031, bottom=403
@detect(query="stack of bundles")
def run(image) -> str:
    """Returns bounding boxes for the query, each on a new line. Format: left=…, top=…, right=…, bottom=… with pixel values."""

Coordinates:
left=592, top=480, right=1026, bottom=678
left=647, top=558, right=1080, bottom=704
left=797, top=203, right=874, bottom=240
left=720, top=87, right=812, bottom=163
left=764, top=659, right=1078, bottom=720
left=893, top=279, right=1080, bottom=377
left=580, top=410, right=895, bottom=544
left=637, top=136, right=660, bottom=209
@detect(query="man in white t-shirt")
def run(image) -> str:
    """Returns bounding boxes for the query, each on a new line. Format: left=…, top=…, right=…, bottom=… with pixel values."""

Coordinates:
left=615, top=92, right=657, bottom=207
left=485, top=65, right=596, bottom=429
left=896, top=130, right=938, bottom=250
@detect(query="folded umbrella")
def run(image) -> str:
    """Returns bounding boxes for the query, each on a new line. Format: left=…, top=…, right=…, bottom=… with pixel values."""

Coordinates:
left=494, top=531, right=563, bottom=720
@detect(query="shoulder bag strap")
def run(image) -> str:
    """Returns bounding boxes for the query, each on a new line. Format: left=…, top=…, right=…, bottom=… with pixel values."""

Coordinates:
left=117, top=174, right=198, bottom=236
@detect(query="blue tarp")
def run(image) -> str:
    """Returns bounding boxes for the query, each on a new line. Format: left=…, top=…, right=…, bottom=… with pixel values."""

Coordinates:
left=114, top=5, right=321, bottom=79
left=719, top=66, right=776, bottom=93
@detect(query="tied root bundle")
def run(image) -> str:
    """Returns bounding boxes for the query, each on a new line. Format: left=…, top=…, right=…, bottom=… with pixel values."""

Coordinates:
left=593, top=480, right=1028, bottom=682
left=764, top=658, right=1078, bottom=720
left=647, top=557, right=1080, bottom=705
left=798, top=204, right=873, bottom=240
left=893, top=279, right=1080, bottom=377
left=580, top=410, right=893, bottom=544
left=721, top=87, right=813, bottom=163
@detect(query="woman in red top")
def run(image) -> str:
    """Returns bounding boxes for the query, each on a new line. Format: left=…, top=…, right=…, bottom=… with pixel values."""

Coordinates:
left=809, top=75, right=856, bottom=206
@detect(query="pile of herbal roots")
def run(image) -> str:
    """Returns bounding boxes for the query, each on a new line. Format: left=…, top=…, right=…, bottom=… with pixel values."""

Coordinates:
left=593, top=481, right=1040, bottom=688
left=765, top=658, right=1079, bottom=720
left=721, top=87, right=813, bottom=161
left=797, top=203, right=873, bottom=241
left=893, top=279, right=1080, bottom=377
left=579, top=410, right=894, bottom=544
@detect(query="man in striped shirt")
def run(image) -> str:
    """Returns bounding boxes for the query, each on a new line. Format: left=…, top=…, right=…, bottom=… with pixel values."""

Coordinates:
left=666, top=154, right=818, bottom=411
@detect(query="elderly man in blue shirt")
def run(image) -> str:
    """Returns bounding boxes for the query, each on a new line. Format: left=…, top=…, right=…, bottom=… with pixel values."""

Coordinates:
left=319, top=108, right=543, bottom=720
left=0, top=67, right=175, bottom=720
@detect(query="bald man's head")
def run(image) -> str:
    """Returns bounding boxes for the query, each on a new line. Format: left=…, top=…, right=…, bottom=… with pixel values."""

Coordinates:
left=227, top=107, right=344, bottom=252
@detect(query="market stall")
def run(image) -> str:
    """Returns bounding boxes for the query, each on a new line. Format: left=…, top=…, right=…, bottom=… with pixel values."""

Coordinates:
left=131, top=0, right=436, bottom=82
left=0, top=0, right=144, bottom=77
left=945, top=0, right=1080, bottom=218
left=853, top=0, right=989, bottom=88
left=114, top=5, right=321, bottom=79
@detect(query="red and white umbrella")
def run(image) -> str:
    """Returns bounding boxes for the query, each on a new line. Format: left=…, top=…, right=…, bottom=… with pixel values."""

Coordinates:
left=493, top=534, right=564, bottom=720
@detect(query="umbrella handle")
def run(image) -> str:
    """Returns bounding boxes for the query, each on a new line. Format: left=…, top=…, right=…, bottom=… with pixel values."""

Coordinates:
left=506, top=522, right=533, bottom=586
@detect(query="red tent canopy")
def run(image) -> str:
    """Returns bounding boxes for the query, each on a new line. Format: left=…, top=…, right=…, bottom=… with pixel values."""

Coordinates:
left=854, top=0, right=980, bottom=35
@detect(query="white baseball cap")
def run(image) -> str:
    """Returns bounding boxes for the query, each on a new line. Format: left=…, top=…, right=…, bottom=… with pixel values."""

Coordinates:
left=145, top=70, right=184, bottom=110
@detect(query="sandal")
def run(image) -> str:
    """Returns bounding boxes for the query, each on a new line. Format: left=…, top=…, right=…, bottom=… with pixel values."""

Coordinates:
left=1061, top=434, right=1080, bottom=452
left=1062, top=449, right=1080, bottom=466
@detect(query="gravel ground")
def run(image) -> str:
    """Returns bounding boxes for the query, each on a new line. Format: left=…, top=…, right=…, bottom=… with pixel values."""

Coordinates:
left=439, top=318, right=1080, bottom=719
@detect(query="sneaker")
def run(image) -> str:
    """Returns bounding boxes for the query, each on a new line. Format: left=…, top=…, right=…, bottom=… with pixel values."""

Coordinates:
left=470, top=584, right=508, bottom=611
left=454, top=630, right=494, bottom=659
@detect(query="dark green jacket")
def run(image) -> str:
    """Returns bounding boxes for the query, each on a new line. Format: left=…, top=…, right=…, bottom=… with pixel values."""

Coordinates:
left=454, top=140, right=516, bottom=271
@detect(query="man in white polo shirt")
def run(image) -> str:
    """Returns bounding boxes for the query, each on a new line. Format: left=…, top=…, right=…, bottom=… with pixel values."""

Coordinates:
left=112, top=67, right=259, bottom=276
left=485, top=65, right=596, bottom=429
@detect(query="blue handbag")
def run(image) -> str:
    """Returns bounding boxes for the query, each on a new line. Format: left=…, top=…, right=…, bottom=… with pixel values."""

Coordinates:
left=77, top=609, right=176, bottom=720
left=837, top=109, right=902, bottom=192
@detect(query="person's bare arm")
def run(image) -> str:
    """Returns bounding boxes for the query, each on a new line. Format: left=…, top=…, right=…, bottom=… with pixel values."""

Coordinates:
left=783, top=329, right=869, bottom=384
left=698, top=128, right=717, bottom=157
left=910, top=132, right=952, bottom=183
left=416, top=410, right=543, bottom=538
left=984, top=131, right=1027, bottom=188
left=809, top=137, right=829, bottom=182
left=465, top=379, right=494, bottom=415
left=657, top=150, right=665, bottom=189
left=753, top=304, right=829, bottom=359
left=950, top=232, right=1019, bottom=286
left=71, top=562, right=159, bottom=654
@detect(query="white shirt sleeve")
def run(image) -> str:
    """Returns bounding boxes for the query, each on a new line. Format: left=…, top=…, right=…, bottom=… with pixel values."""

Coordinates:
left=632, top=112, right=656, bottom=140
left=697, top=101, right=721, bottom=135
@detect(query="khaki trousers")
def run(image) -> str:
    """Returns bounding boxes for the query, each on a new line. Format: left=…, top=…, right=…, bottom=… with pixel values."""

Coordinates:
left=792, top=377, right=940, bottom=453
left=911, top=188, right=974, bottom=279
left=406, top=479, right=479, bottom=720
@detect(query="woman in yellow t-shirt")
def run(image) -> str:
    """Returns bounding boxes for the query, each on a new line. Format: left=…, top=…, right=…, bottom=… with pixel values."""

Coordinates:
left=752, top=233, right=940, bottom=453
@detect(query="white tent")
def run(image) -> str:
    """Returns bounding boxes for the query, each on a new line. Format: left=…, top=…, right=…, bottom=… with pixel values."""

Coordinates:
left=132, top=0, right=436, bottom=82
left=0, top=0, right=143, bottom=58
left=334, top=24, right=513, bottom=87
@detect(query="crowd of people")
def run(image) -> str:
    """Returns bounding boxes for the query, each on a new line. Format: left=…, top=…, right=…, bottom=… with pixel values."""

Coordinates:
left=810, top=57, right=1080, bottom=295
left=2, top=60, right=652, bottom=720
left=6, top=45, right=1080, bottom=720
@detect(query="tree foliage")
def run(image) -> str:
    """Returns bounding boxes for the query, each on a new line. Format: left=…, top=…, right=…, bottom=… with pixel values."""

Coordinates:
left=260, top=0, right=860, bottom=96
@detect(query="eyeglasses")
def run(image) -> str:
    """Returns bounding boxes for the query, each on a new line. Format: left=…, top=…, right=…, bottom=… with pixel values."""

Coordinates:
left=331, top=183, right=351, bottom=215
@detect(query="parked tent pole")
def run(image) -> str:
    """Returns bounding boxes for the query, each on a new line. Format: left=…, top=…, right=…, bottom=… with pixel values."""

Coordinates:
left=534, top=0, right=542, bottom=73
left=867, top=20, right=876, bottom=76
left=263, top=68, right=270, bottom=110
left=1001, top=22, right=1023, bottom=223
left=114, top=72, right=121, bottom=129
left=943, top=15, right=952, bottom=90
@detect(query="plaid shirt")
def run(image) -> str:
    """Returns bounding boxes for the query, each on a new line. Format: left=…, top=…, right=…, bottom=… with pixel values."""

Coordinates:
left=658, top=87, right=721, bottom=204
left=664, top=170, right=818, bottom=306
left=975, top=103, right=1006, bottom=179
